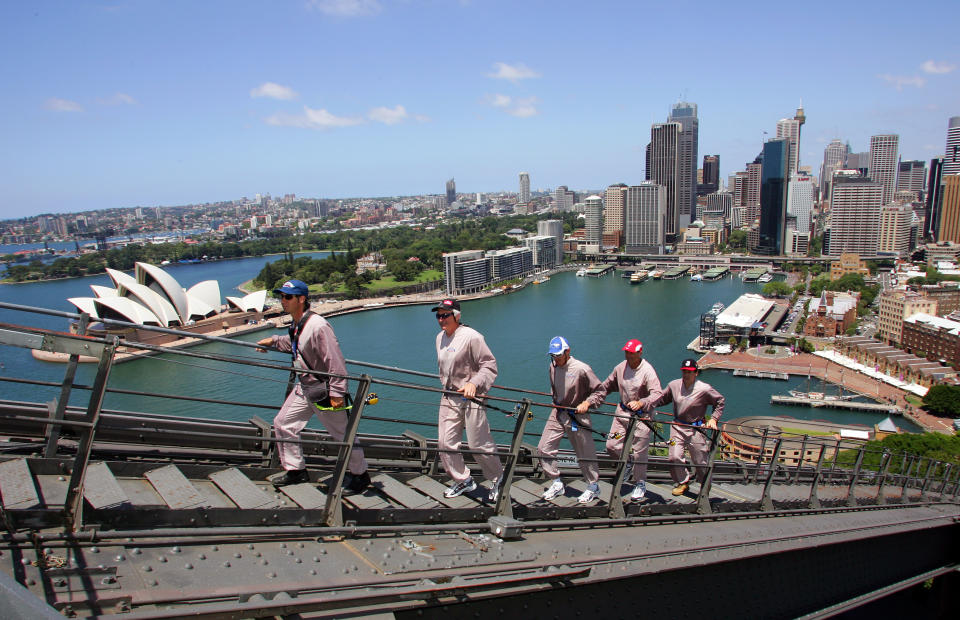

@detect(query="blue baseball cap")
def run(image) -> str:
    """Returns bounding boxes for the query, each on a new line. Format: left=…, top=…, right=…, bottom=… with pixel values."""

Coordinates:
left=274, top=279, right=309, bottom=296
left=548, top=336, right=570, bottom=355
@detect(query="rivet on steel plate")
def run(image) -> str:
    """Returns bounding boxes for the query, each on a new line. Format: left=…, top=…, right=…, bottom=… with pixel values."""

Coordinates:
left=143, top=566, right=152, bottom=572
left=184, top=563, right=193, bottom=570
left=171, top=546, right=181, bottom=554
left=159, top=556, right=167, bottom=563
left=234, top=552, right=242, bottom=558
left=115, top=555, right=125, bottom=562
left=132, top=548, right=141, bottom=555
left=223, top=561, right=231, bottom=568
left=90, top=547, right=99, bottom=554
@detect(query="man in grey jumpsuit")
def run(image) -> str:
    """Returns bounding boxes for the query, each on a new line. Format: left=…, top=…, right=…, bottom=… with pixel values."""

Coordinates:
left=538, top=336, right=603, bottom=504
left=649, top=358, right=724, bottom=496
left=433, top=299, right=504, bottom=500
left=257, top=279, right=370, bottom=493
left=594, top=339, right=662, bottom=501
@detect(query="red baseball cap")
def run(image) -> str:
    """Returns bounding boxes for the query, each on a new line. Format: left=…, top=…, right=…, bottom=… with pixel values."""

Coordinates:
left=622, top=339, right=643, bottom=354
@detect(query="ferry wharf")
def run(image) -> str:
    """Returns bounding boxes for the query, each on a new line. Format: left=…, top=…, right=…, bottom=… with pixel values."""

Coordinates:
left=698, top=350, right=953, bottom=433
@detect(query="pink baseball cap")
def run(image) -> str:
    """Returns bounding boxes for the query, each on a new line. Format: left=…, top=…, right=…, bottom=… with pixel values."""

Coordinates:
left=622, top=339, right=643, bottom=354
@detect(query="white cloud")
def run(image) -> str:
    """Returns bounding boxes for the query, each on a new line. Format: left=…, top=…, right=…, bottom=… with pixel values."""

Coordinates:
left=921, top=60, right=956, bottom=74
left=266, top=106, right=364, bottom=129
left=44, top=97, right=83, bottom=112
left=250, top=82, right=298, bottom=100
left=486, top=62, right=541, bottom=83
left=486, top=94, right=539, bottom=117
left=307, top=0, right=382, bottom=17
left=368, top=105, right=408, bottom=125
left=878, top=74, right=926, bottom=91
left=99, top=92, right=136, bottom=105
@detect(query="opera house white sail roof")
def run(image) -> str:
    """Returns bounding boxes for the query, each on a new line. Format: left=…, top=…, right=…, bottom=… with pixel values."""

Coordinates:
left=66, top=262, right=267, bottom=327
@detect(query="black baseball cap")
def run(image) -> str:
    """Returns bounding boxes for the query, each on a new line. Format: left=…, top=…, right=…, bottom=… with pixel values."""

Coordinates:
left=680, top=358, right=698, bottom=371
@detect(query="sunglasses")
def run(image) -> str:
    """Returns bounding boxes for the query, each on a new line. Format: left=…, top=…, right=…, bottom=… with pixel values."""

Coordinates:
left=280, top=293, right=297, bottom=300
left=436, top=312, right=453, bottom=320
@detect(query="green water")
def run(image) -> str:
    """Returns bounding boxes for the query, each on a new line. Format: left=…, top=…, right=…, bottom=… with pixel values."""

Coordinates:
left=0, top=264, right=921, bottom=438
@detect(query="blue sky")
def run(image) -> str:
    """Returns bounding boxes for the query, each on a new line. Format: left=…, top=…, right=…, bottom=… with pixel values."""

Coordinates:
left=2, top=0, right=957, bottom=218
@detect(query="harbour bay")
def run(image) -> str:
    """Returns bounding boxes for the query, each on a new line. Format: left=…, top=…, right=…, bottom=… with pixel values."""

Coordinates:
left=0, top=259, right=922, bottom=439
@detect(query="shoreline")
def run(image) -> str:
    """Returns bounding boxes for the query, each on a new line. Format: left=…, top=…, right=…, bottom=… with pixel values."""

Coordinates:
left=698, top=350, right=951, bottom=434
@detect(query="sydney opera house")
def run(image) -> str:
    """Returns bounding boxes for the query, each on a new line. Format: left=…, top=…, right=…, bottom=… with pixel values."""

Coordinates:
left=64, top=262, right=269, bottom=344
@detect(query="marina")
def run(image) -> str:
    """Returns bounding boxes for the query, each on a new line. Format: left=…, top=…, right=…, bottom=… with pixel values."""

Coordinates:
left=703, top=266, right=730, bottom=280
left=771, top=394, right=902, bottom=414
left=742, top=267, right=769, bottom=282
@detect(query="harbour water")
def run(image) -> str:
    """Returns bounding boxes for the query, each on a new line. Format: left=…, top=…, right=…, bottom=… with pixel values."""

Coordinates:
left=0, top=262, right=922, bottom=439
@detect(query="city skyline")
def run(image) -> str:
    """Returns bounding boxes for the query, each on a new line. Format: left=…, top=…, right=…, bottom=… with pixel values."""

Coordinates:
left=2, top=1, right=957, bottom=219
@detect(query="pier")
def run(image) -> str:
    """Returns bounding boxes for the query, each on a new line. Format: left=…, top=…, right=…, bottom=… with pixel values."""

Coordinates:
left=584, top=264, right=614, bottom=277
left=703, top=266, right=730, bottom=280
left=743, top=267, right=768, bottom=282
left=662, top=265, right=691, bottom=280
left=733, top=369, right=789, bottom=380
left=772, top=394, right=902, bottom=414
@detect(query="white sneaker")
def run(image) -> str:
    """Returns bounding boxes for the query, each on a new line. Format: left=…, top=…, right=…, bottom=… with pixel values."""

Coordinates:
left=542, top=479, right=565, bottom=500
left=444, top=477, right=476, bottom=498
left=488, top=478, right=500, bottom=502
left=577, top=483, right=600, bottom=504
left=631, top=481, right=646, bottom=501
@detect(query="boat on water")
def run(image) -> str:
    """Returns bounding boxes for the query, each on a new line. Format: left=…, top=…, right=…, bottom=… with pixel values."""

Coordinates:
left=758, top=273, right=773, bottom=283
left=630, top=271, right=648, bottom=284
left=576, top=268, right=587, bottom=276
left=690, top=273, right=703, bottom=281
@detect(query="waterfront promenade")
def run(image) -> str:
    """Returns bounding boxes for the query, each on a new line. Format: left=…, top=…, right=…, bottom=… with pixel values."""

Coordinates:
left=698, top=349, right=954, bottom=434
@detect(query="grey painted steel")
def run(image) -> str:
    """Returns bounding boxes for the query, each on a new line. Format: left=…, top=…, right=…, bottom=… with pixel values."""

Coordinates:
left=494, top=398, right=531, bottom=518
left=808, top=444, right=826, bottom=509
left=846, top=445, right=866, bottom=507
left=371, top=475, right=436, bottom=509
left=697, top=427, right=721, bottom=514
left=323, top=375, right=371, bottom=526
left=607, top=413, right=638, bottom=518
left=208, top=468, right=278, bottom=510
left=82, top=462, right=128, bottom=509
left=876, top=450, right=891, bottom=505
left=0, top=568, right=62, bottom=620
left=278, top=482, right=326, bottom=509
left=44, top=313, right=89, bottom=458
left=145, top=465, right=207, bottom=509
left=761, top=438, right=783, bottom=512
left=0, top=459, right=39, bottom=509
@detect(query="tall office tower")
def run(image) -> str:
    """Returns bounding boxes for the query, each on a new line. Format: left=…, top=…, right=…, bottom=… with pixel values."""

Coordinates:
left=939, top=175, right=960, bottom=242
left=553, top=186, right=575, bottom=211
left=756, top=139, right=789, bottom=255
left=446, top=178, right=456, bottom=206
left=787, top=174, right=815, bottom=234
left=776, top=118, right=802, bottom=177
left=745, top=161, right=762, bottom=222
left=583, top=195, right=603, bottom=251
left=945, top=117, right=960, bottom=176
left=649, top=122, right=681, bottom=238
left=624, top=183, right=666, bottom=254
left=820, top=139, right=847, bottom=200
left=700, top=155, right=720, bottom=196
left=732, top=172, right=747, bottom=207
left=668, top=102, right=699, bottom=230
left=878, top=204, right=914, bottom=255
left=603, top=184, right=627, bottom=235
left=846, top=152, right=871, bottom=177
left=826, top=176, right=883, bottom=257
left=705, top=191, right=733, bottom=220
left=869, top=134, right=899, bottom=205
left=518, top=172, right=531, bottom=204
left=896, top=160, right=927, bottom=197
left=538, top=219, right=564, bottom=264
left=926, top=157, right=945, bottom=239
left=731, top=206, right=746, bottom=229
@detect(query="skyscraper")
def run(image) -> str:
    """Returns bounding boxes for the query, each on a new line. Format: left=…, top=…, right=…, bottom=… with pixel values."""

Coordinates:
left=820, top=139, right=847, bottom=200
left=787, top=175, right=814, bottom=234
left=756, top=139, right=789, bottom=255
left=668, top=102, right=699, bottom=230
left=776, top=118, right=801, bottom=177
left=583, top=195, right=603, bottom=252
left=518, top=172, right=530, bottom=204
left=939, top=175, right=960, bottom=243
left=926, top=157, right=945, bottom=239
left=446, top=178, right=456, bottom=206
left=944, top=117, right=960, bottom=177
left=648, top=122, right=681, bottom=238
left=826, top=176, right=883, bottom=257
left=624, top=183, right=666, bottom=254
left=896, top=161, right=927, bottom=198
left=700, top=155, right=719, bottom=196
left=869, top=134, right=899, bottom=205
left=553, top=186, right=575, bottom=211
left=878, top=204, right=913, bottom=255
left=603, top=184, right=627, bottom=236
